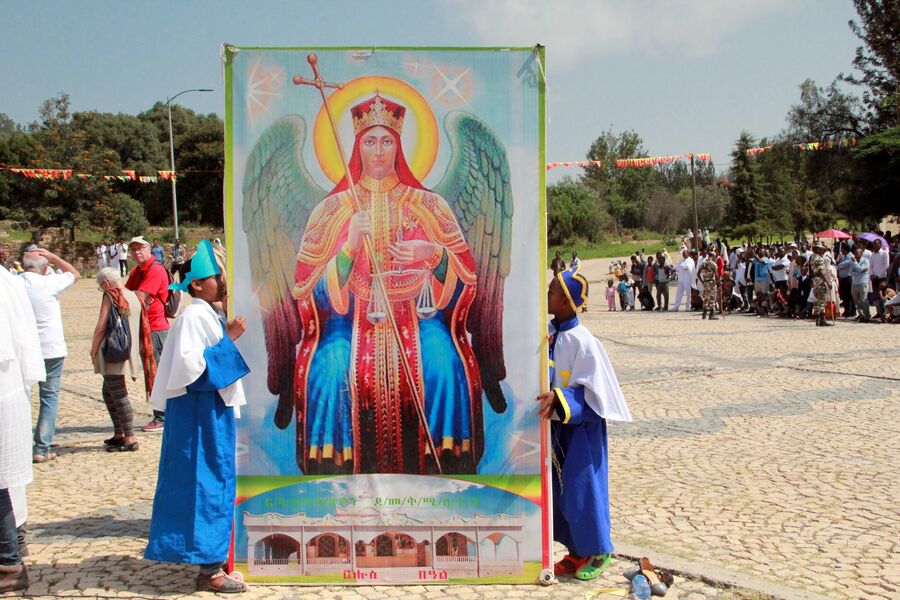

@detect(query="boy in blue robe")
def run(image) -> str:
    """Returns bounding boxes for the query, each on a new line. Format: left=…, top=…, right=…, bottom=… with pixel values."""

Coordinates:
left=537, top=268, right=632, bottom=581
left=145, top=240, right=251, bottom=593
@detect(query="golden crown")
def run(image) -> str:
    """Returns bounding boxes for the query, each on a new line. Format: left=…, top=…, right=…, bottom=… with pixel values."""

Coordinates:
left=351, top=94, right=405, bottom=136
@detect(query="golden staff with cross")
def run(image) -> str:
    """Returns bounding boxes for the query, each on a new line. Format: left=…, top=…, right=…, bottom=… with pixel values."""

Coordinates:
left=293, top=53, right=442, bottom=474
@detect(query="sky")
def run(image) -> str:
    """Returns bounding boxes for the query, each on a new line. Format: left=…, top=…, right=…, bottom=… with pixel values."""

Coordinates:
left=0, top=0, right=863, bottom=180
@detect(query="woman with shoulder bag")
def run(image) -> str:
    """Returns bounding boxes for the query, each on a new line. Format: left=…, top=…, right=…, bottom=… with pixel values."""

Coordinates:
left=90, top=267, right=143, bottom=452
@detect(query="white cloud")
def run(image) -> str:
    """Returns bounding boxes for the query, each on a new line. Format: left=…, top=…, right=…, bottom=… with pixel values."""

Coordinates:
left=442, top=0, right=798, bottom=70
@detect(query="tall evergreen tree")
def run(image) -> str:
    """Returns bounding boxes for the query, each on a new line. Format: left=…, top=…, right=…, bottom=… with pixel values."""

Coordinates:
left=724, top=132, right=763, bottom=240
left=842, top=0, right=900, bottom=128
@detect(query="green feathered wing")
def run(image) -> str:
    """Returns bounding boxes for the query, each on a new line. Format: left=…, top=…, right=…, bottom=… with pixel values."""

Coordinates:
left=434, top=112, right=513, bottom=414
left=242, top=115, right=325, bottom=429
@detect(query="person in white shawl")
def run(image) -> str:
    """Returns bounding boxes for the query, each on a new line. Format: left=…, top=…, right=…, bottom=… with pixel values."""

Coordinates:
left=537, top=267, right=631, bottom=583
left=144, top=240, right=250, bottom=594
left=0, top=267, right=45, bottom=592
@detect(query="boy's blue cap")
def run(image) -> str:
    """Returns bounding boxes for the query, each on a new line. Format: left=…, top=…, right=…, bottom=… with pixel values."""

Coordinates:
left=556, top=267, right=589, bottom=311
left=169, top=240, right=220, bottom=291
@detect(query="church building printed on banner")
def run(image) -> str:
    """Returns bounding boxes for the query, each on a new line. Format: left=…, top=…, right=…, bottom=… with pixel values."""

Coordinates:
left=243, top=507, right=526, bottom=582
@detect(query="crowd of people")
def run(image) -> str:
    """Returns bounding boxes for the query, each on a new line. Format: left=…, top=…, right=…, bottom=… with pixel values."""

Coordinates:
left=555, top=229, right=900, bottom=326
left=1, top=235, right=253, bottom=593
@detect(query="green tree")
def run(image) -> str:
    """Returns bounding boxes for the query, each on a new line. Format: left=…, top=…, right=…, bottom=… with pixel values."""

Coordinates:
left=24, top=93, right=118, bottom=239
left=723, top=132, right=763, bottom=240
left=0, top=113, right=19, bottom=139
left=754, top=142, right=805, bottom=238
left=137, top=103, right=224, bottom=226
left=674, top=185, right=729, bottom=234
left=175, top=114, right=224, bottom=225
left=581, top=129, right=655, bottom=233
left=73, top=111, right=167, bottom=174
left=0, top=130, right=38, bottom=221
left=655, top=159, right=715, bottom=193
left=788, top=79, right=865, bottom=140
left=106, top=193, right=150, bottom=238
left=842, top=0, right=900, bottom=128
left=547, top=176, right=608, bottom=245
left=847, top=126, right=900, bottom=220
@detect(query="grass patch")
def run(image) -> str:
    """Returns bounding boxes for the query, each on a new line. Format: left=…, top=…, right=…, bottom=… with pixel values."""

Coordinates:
left=0, top=229, right=33, bottom=242
left=550, top=238, right=672, bottom=261
left=0, top=225, right=223, bottom=246
left=447, top=561, right=541, bottom=583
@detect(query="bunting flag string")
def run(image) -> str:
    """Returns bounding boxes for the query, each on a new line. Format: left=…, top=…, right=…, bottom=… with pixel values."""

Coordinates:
left=0, top=166, right=179, bottom=182
left=9, top=168, right=73, bottom=180
left=545, top=160, right=604, bottom=170
left=746, top=137, right=857, bottom=156
left=616, top=153, right=711, bottom=168
left=746, top=145, right=773, bottom=156
left=546, top=153, right=712, bottom=170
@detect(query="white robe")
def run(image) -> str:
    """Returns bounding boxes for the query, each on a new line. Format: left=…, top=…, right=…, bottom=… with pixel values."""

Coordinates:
left=550, top=320, right=632, bottom=423
left=149, top=300, right=246, bottom=417
left=0, top=268, right=45, bottom=489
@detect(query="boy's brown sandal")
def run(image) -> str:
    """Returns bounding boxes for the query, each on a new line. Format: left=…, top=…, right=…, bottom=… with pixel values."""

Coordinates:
left=0, top=564, right=29, bottom=593
left=196, top=570, right=248, bottom=593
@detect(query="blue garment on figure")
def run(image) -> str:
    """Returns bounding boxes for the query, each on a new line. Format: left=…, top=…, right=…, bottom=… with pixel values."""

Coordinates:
left=549, top=316, right=613, bottom=558
left=303, top=278, right=471, bottom=458
left=144, top=334, right=250, bottom=565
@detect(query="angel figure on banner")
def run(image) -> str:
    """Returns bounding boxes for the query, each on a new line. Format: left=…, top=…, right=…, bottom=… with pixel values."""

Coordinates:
left=243, top=65, right=513, bottom=476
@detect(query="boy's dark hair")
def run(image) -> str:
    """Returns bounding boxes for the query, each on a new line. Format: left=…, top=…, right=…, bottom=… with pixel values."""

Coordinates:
left=180, top=259, right=197, bottom=297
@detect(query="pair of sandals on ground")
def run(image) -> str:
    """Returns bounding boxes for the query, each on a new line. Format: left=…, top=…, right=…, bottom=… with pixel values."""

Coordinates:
left=555, top=554, right=673, bottom=596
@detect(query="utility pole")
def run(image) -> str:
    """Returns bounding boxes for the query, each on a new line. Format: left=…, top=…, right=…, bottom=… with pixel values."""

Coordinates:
left=691, top=154, right=700, bottom=250
left=164, top=88, right=213, bottom=240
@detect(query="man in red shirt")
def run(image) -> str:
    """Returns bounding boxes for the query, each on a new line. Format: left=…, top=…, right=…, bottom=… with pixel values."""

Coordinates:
left=125, top=236, right=170, bottom=431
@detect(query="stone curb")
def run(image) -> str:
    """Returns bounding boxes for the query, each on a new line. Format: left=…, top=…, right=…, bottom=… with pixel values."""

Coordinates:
left=614, top=542, right=834, bottom=600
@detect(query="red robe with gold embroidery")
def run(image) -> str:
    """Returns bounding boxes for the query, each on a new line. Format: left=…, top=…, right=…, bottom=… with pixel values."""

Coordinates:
left=293, top=173, right=483, bottom=474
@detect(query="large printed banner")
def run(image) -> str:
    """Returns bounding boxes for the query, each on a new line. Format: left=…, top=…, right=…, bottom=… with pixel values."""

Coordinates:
left=224, top=46, right=547, bottom=585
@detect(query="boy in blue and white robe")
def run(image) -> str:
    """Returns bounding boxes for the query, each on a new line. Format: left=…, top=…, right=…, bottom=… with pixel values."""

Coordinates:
left=538, top=268, right=631, bottom=581
left=144, top=240, right=250, bottom=593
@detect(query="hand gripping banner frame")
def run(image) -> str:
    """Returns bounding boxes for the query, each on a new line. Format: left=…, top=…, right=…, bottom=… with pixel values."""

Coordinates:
left=223, top=44, right=552, bottom=586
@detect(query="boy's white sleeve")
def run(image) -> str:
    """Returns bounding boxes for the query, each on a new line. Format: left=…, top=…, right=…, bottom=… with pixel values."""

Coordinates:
left=568, top=334, right=632, bottom=423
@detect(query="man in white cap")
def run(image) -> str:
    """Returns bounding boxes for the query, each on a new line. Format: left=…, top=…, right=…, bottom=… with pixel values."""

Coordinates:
left=20, top=248, right=80, bottom=463
left=124, top=236, right=171, bottom=431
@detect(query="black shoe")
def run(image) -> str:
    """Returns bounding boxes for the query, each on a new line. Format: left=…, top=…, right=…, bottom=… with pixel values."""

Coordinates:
left=107, top=441, right=139, bottom=452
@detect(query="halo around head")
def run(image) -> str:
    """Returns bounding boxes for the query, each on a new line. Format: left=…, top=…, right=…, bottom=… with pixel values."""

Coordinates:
left=313, top=76, right=438, bottom=184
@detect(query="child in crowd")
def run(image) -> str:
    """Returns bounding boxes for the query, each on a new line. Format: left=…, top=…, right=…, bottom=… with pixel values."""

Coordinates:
left=883, top=288, right=899, bottom=322
left=605, top=279, right=616, bottom=311
left=625, top=277, right=635, bottom=310
left=875, top=281, right=892, bottom=322
left=752, top=290, right=770, bottom=317
left=144, top=240, right=251, bottom=593
left=537, top=268, right=631, bottom=581
left=690, top=287, right=702, bottom=312
left=616, top=276, right=629, bottom=310
left=770, top=287, right=788, bottom=316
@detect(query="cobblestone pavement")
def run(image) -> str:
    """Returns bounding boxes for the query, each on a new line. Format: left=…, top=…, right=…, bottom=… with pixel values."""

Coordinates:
left=6, top=268, right=898, bottom=599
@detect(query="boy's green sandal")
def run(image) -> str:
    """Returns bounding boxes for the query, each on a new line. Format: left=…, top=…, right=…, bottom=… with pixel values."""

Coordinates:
left=575, top=553, right=612, bottom=581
